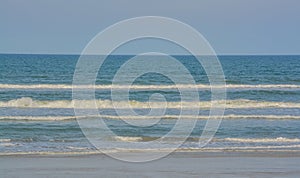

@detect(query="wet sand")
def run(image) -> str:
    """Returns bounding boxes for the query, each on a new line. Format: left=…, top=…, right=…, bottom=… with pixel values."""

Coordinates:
left=1, top=151, right=300, bottom=177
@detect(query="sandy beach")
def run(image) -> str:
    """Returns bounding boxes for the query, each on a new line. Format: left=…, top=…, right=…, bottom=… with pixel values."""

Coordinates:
left=1, top=151, right=299, bottom=177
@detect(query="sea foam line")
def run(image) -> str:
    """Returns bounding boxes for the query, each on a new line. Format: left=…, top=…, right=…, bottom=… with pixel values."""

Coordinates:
left=1, top=84, right=300, bottom=90
left=1, top=136, right=299, bottom=144
left=1, top=114, right=300, bottom=121
left=1, top=145, right=300, bottom=156
left=0, top=97, right=299, bottom=109
left=222, top=137, right=300, bottom=143
left=113, top=136, right=300, bottom=143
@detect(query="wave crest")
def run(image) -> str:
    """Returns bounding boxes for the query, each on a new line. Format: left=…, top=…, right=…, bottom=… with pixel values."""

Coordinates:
left=1, top=84, right=300, bottom=90
left=223, top=137, right=300, bottom=143
left=1, top=97, right=300, bottom=109
left=1, top=114, right=300, bottom=121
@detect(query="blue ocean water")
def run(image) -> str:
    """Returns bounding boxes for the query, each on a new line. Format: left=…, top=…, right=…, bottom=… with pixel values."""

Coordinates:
left=0, top=54, right=300, bottom=153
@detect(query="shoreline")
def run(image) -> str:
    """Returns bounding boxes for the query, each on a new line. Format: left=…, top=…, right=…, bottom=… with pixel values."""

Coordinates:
left=0, top=150, right=300, bottom=158
left=0, top=149, right=300, bottom=158
left=1, top=149, right=300, bottom=157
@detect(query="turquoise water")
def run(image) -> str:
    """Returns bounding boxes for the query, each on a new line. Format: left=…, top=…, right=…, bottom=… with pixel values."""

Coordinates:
left=0, top=54, right=300, bottom=153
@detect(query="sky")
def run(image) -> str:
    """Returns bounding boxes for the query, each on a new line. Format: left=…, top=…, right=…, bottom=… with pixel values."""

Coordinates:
left=0, top=0, right=300, bottom=55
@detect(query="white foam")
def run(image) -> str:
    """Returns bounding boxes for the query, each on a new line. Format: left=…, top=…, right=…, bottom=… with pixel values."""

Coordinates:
left=222, top=137, right=300, bottom=143
left=0, top=84, right=300, bottom=90
left=207, top=145, right=300, bottom=150
left=0, top=143, right=16, bottom=147
left=179, top=145, right=300, bottom=151
left=1, top=114, right=300, bottom=121
left=102, top=114, right=300, bottom=120
left=0, top=116, right=76, bottom=121
left=66, top=146, right=90, bottom=151
left=0, top=97, right=300, bottom=109
left=0, top=145, right=300, bottom=156
left=0, top=138, right=11, bottom=142
left=114, top=136, right=144, bottom=142
left=0, top=151, right=103, bottom=156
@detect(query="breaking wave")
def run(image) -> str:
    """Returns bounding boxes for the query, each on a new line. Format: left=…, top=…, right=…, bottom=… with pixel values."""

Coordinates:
left=0, top=97, right=299, bottom=109
left=114, top=136, right=144, bottom=142
left=0, top=139, right=11, bottom=142
left=1, top=114, right=300, bottom=121
left=223, top=137, right=300, bottom=143
left=113, top=137, right=300, bottom=143
left=0, top=84, right=300, bottom=90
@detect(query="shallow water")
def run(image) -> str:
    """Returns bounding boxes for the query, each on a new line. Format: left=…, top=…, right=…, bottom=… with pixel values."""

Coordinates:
left=0, top=54, right=299, bottom=153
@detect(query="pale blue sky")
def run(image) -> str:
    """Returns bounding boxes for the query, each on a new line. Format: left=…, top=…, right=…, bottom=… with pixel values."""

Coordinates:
left=0, top=0, right=299, bottom=54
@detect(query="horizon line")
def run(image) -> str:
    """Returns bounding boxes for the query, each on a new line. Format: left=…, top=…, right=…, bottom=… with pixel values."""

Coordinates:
left=0, top=52, right=300, bottom=56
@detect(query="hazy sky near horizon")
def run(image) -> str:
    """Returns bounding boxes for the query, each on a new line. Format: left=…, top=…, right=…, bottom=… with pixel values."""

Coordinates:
left=0, top=0, right=300, bottom=54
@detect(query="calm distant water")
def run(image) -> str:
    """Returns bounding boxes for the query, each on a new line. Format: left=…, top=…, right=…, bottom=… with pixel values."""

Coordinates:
left=0, top=54, right=300, bottom=153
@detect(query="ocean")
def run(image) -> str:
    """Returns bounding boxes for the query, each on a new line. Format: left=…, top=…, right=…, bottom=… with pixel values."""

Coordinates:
left=0, top=54, right=300, bottom=154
